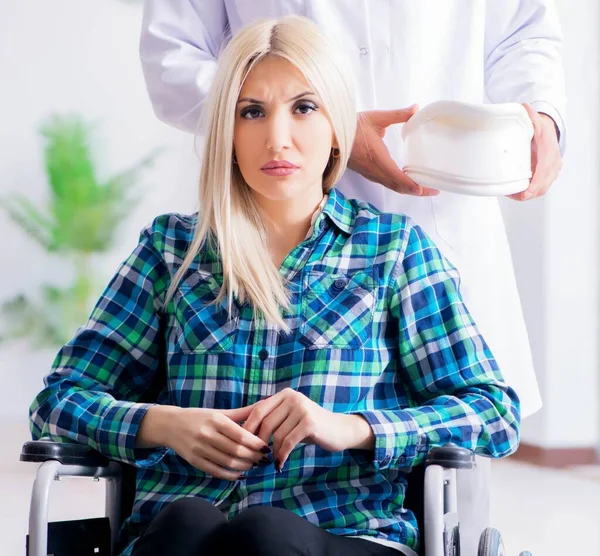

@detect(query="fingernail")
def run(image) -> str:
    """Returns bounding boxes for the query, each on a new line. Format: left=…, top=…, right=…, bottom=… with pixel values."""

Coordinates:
left=260, top=446, right=272, bottom=454
left=275, top=459, right=282, bottom=473
left=239, top=475, right=248, bottom=480
left=259, top=456, right=272, bottom=465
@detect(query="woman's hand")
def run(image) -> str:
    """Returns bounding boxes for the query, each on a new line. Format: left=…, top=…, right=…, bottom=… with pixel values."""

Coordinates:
left=137, top=405, right=272, bottom=481
left=349, top=108, right=439, bottom=197
left=241, top=388, right=374, bottom=471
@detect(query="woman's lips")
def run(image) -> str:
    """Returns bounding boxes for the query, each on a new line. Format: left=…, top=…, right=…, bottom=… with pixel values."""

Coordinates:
left=260, top=161, right=299, bottom=177
left=261, top=167, right=298, bottom=176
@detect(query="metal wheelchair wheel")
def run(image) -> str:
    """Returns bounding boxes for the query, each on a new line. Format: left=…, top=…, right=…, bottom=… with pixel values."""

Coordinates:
left=448, top=525, right=460, bottom=556
left=477, top=527, right=505, bottom=556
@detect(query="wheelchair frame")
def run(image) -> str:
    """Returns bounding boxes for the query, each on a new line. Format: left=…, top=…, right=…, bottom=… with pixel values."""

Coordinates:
left=21, top=440, right=494, bottom=556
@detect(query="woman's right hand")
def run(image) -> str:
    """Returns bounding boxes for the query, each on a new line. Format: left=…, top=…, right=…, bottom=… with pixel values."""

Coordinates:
left=137, top=405, right=272, bottom=481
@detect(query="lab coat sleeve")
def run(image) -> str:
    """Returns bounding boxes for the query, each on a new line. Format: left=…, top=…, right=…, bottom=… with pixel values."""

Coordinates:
left=140, top=0, right=229, bottom=133
left=484, top=0, right=567, bottom=152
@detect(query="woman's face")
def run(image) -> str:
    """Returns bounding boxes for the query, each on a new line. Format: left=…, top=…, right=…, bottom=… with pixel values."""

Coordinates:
left=233, top=56, right=335, bottom=204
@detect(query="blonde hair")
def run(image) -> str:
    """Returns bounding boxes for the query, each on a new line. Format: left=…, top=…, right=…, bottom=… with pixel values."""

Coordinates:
left=165, top=16, right=357, bottom=331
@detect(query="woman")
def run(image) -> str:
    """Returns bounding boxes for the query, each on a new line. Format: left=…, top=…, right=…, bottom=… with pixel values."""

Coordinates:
left=140, top=6, right=564, bottom=545
left=30, top=17, right=520, bottom=556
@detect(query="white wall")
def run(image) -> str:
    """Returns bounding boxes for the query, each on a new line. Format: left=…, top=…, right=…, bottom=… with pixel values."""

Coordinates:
left=501, top=0, right=600, bottom=448
left=0, top=1, right=198, bottom=422
left=1, top=2, right=599, bottom=451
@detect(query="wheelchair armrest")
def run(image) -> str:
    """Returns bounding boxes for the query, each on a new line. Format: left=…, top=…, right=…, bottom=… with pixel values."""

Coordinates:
left=425, top=444, right=473, bottom=470
left=20, top=438, right=110, bottom=467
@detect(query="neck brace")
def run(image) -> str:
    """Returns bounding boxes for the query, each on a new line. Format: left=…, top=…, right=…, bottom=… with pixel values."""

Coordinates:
left=401, top=101, right=534, bottom=196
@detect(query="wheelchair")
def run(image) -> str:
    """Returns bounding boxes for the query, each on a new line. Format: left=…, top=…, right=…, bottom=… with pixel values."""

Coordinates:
left=21, top=439, right=531, bottom=556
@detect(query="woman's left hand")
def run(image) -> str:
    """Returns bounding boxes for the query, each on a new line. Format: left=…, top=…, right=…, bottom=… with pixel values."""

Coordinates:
left=241, top=388, right=374, bottom=471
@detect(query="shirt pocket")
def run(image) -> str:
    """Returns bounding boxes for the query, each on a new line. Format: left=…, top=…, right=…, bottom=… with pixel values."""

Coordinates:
left=174, top=271, right=239, bottom=354
left=299, top=270, right=376, bottom=349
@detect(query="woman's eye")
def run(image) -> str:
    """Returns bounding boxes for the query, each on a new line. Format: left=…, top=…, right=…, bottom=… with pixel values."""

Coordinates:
left=294, top=102, right=318, bottom=115
left=240, top=107, right=264, bottom=119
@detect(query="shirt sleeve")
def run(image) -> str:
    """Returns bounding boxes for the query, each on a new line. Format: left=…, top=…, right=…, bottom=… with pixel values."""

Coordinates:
left=29, top=224, right=170, bottom=467
left=139, top=0, right=229, bottom=133
left=484, top=0, right=567, bottom=153
left=353, top=224, right=521, bottom=471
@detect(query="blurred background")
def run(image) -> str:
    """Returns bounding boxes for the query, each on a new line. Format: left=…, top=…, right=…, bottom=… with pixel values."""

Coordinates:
left=0, top=1, right=598, bottom=555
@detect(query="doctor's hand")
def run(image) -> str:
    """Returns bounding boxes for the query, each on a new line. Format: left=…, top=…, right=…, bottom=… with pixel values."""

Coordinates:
left=242, top=388, right=374, bottom=472
left=508, top=104, right=562, bottom=201
left=349, top=108, right=440, bottom=197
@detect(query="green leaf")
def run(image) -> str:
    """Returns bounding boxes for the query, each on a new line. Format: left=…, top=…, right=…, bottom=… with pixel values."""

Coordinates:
left=0, top=113, right=164, bottom=351
left=40, top=115, right=100, bottom=202
left=0, top=197, right=55, bottom=250
left=0, top=294, right=67, bottom=347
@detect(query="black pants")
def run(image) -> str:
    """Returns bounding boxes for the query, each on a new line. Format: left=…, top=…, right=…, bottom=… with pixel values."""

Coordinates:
left=130, top=497, right=407, bottom=556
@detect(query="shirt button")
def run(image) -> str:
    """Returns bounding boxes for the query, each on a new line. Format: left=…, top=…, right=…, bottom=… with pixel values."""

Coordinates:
left=258, top=349, right=269, bottom=361
left=381, top=456, right=390, bottom=466
left=359, top=47, right=369, bottom=56
left=333, top=278, right=347, bottom=290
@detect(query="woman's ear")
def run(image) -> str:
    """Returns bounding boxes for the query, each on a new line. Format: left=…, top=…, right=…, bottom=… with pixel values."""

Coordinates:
left=331, top=136, right=340, bottom=158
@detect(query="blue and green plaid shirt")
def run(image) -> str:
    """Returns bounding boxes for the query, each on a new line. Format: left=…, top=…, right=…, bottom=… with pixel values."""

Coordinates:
left=30, top=188, right=520, bottom=554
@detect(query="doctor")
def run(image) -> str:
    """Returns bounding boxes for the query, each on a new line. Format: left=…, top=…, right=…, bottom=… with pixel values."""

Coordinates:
left=139, top=1, right=565, bottom=552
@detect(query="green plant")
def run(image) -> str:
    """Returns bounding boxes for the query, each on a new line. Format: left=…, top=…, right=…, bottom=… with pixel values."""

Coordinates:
left=1, top=114, right=161, bottom=347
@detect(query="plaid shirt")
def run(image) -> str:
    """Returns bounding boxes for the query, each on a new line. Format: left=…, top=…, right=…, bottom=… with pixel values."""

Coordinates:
left=30, top=188, right=520, bottom=555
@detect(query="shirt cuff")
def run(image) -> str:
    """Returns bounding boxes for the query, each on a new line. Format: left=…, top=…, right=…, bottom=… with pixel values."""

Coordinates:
left=96, top=401, right=168, bottom=468
left=349, top=409, right=422, bottom=470
left=529, top=100, right=566, bottom=155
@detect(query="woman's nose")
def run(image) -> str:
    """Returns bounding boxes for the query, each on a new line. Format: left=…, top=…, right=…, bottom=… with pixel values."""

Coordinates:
left=265, top=112, right=292, bottom=153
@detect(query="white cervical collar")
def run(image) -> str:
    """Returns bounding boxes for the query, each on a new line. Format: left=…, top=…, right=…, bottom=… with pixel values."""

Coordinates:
left=401, top=100, right=534, bottom=196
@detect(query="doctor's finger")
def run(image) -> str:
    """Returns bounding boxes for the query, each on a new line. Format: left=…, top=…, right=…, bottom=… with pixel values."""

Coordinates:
left=374, top=146, right=438, bottom=196
left=529, top=162, right=560, bottom=200
left=508, top=109, right=544, bottom=201
left=530, top=125, right=562, bottom=197
left=522, top=103, right=544, bottom=134
left=508, top=156, right=555, bottom=201
left=382, top=166, right=439, bottom=197
left=366, top=105, right=419, bottom=128
left=518, top=139, right=560, bottom=200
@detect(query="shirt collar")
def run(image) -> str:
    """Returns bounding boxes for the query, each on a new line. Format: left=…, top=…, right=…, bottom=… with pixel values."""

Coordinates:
left=200, top=187, right=356, bottom=263
left=317, top=187, right=354, bottom=236
left=303, top=194, right=329, bottom=240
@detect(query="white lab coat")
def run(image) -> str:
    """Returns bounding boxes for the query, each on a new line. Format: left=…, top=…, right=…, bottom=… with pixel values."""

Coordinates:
left=139, top=0, right=567, bottom=419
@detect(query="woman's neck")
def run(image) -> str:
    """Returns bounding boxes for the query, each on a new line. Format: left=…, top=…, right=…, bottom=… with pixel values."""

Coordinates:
left=256, top=189, right=325, bottom=267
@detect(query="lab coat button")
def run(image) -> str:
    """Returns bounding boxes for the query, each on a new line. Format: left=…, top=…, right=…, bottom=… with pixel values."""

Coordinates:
left=359, top=47, right=369, bottom=56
